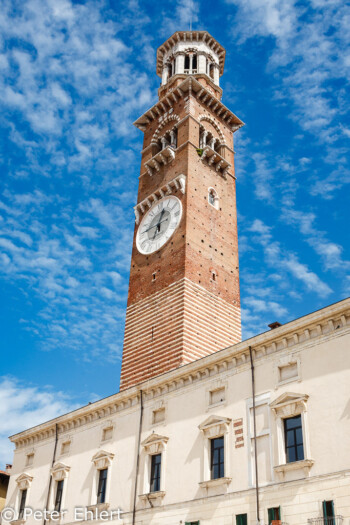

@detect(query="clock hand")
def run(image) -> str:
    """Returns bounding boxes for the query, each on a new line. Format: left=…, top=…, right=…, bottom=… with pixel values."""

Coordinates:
left=144, top=217, right=169, bottom=233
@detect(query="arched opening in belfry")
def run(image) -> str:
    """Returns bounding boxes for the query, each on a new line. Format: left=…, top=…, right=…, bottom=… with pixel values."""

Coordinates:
left=156, top=127, right=178, bottom=152
left=199, top=126, right=221, bottom=153
left=184, top=53, right=197, bottom=74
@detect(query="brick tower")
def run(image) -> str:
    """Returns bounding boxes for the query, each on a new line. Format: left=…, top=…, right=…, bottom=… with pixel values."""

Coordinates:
left=120, top=31, right=243, bottom=390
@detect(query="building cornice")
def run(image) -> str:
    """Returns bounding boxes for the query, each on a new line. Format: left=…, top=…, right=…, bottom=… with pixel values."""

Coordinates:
left=133, top=77, right=243, bottom=133
left=10, top=295, right=350, bottom=449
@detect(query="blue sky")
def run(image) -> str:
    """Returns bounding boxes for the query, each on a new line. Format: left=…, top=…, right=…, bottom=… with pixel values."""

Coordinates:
left=0, top=0, right=349, bottom=466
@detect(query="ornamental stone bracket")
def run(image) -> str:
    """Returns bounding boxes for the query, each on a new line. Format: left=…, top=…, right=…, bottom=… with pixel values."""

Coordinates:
left=91, top=450, right=115, bottom=470
left=141, top=433, right=169, bottom=454
left=199, top=477, right=232, bottom=490
left=145, top=146, right=176, bottom=176
left=50, top=462, right=71, bottom=481
left=274, top=458, right=314, bottom=479
left=199, top=415, right=232, bottom=438
left=200, top=146, right=231, bottom=178
left=134, top=175, right=186, bottom=224
left=16, top=473, right=33, bottom=490
left=270, top=392, right=309, bottom=418
left=139, top=491, right=165, bottom=506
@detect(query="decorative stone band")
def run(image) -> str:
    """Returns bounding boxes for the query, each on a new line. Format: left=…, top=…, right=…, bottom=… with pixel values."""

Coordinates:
left=144, top=145, right=176, bottom=176
left=200, top=146, right=231, bottom=178
left=133, top=174, right=186, bottom=224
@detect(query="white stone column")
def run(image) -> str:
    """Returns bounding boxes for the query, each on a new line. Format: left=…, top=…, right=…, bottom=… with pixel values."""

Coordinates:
left=214, top=64, right=220, bottom=86
left=162, top=66, right=168, bottom=85
left=198, top=54, right=206, bottom=74
left=176, top=54, right=185, bottom=74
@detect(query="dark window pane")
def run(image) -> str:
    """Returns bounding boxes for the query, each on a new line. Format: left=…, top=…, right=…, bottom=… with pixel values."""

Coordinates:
left=297, top=444, right=304, bottom=460
left=150, top=454, right=161, bottom=492
left=192, top=55, right=197, bottom=69
left=97, top=468, right=108, bottom=504
left=211, top=437, right=224, bottom=479
left=286, top=430, right=294, bottom=447
left=19, top=489, right=27, bottom=519
left=295, top=427, right=303, bottom=444
left=185, top=55, right=190, bottom=69
left=55, top=480, right=64, bottom=512
left=287, top=447, right=296, bottom=463
left=284, top=416, right=303, bottom=463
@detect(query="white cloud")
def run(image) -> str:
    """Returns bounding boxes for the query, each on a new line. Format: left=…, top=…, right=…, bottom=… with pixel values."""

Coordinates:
left=248, top=218, right=332, bottom=297
left=0, top=377, right=78, bottom=469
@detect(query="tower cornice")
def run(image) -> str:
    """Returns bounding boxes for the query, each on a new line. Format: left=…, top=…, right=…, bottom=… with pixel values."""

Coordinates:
left=133, top=76, right=244, bottom=132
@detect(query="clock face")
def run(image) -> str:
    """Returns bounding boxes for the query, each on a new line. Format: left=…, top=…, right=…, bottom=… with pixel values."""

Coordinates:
left=136, top=196, right=182, bottom=255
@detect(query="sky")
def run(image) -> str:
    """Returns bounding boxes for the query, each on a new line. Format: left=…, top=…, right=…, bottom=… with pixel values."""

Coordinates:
left=0, top=0, right=349, bottom=467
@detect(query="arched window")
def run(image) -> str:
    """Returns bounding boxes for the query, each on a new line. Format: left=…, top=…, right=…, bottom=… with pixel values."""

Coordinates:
left=200, top=127, right=221, bottom=153
left=208, top=188, right=219, bottom=210
left=157, top=127, right=178, bottom=152
left=184, top=53, right=197, bottom=74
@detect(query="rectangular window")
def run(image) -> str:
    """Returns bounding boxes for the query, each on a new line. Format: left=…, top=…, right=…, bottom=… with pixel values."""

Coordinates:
left=236, top=514, right=248, bottom=525
left=150, top=454, right=161, bottom=493
left=54, top=480, right=64, bottom=512
left=210, top=436, right=224, bottom=479
left=323, top=500, right=335, bottom=523
left=19, top=489, right=27, bottom=519
left=268, top=507, right=281, bottom=524
left=284, top=415, right=304, bottom=463
left=97, top=468, right=108, bottom=504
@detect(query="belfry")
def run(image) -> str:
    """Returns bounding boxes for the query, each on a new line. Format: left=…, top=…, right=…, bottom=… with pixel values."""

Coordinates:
left=120, top=31, right=244, bottom=390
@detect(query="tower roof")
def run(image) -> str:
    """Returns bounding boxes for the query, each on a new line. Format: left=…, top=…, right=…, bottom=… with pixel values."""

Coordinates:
left=156, top=31, right=226, bottom=77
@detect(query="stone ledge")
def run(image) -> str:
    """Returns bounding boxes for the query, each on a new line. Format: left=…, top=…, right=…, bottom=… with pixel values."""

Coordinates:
left=199, top=476, right=232, bottom=489
left=274, top=459, right=314, bottom=478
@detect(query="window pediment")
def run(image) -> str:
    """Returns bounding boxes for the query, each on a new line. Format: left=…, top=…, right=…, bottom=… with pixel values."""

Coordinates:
left=199, top=415, right=231, bottom=438
left=16, top=473, right=33, bottom=490
left=91, top=450, right=114, bottom=469
left=270, top=392, right=309, bottom=417
left=141, top=433, right=169, bottom=454
left=50, top=462, right=70, bottom=481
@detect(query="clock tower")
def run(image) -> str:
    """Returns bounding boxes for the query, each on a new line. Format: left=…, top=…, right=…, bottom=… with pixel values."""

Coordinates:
left=120, top=31, right=244, bottom=390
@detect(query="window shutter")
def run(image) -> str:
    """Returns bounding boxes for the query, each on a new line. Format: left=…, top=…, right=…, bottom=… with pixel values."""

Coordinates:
left=322, top=501, right=327, bottom=518
left=236, top=514, right=247, bottom=525
left=268, top=508, right=274, bottom=524
left=279, top=506, right=281, bottom=520
left=331, top=501, right=335, bottom=517
left=185, top=522, right=199, bottom=525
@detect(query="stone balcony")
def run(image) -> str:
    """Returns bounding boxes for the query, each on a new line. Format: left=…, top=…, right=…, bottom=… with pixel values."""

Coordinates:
left=145, top=146, right=175, bottom=176
left=200, top=145, right=231, bottom=178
